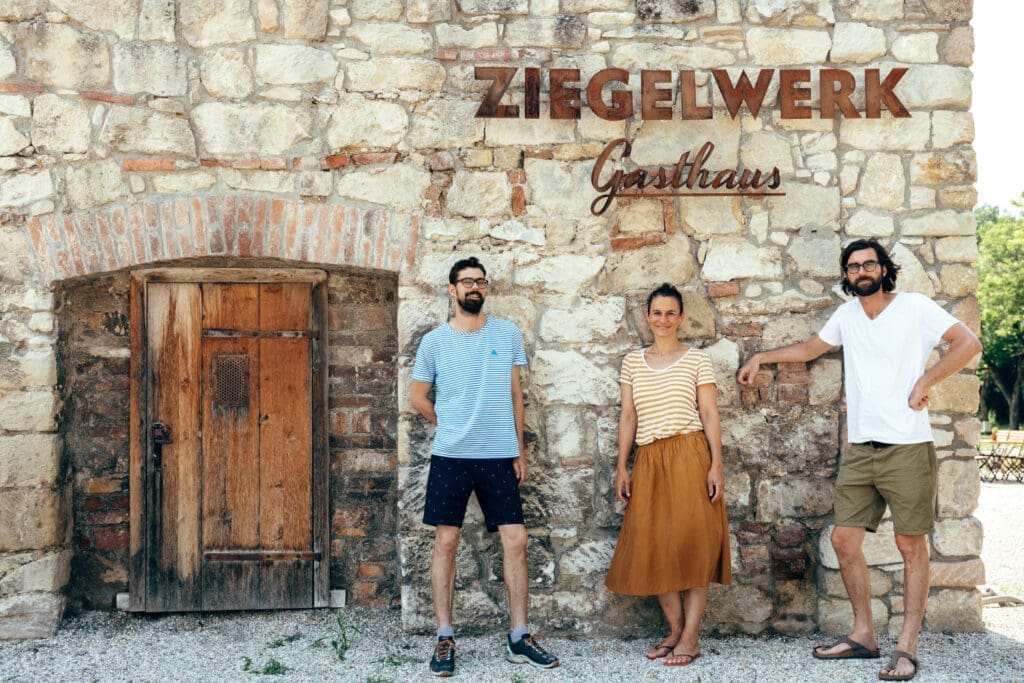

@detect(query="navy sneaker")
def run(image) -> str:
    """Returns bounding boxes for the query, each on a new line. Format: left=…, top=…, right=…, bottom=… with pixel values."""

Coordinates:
left=506, top=633, right=559, bottom=669
left=429, top=636, right=455, bottom=677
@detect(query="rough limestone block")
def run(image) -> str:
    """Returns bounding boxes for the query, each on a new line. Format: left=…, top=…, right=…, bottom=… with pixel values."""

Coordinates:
left=345, top=23, right=433, bottom=55
left=841, top=0, right=903, bottom=21
left=927, top=558, right=984, bottom=588
left=831, top=23, right=886, bottom=63
left=530, top=350, right=618, bottom=405
left=819, top=522, right=908, bottom=569
left=349, top=0, right=405, bottom=21
left=607, top=234, right=696, bottom=293
left=0, top=550, right=71, bottom=595
left=822, top=567, right=893, bottom=597
left=179, top=0, right=256, bottom=47
left=901, top=210, right=974, bottom=237
left=192, top=103, right=313, bottom=156
left=65, top=160, right=125, bottom=211
left=538, top=298, right=625, bottom=343
left=939, top=264, right=977, bottom=297
left=788, top=231, right=840, bottom=276
left=841, top=116, right=931, bottom=152
left=405, top=99, right=481, bottom=148
left=896, top=65, right=972, bottom=109
left=846, top=209, right=895, bottom=237
left=280, top=0, right=329, bottom=40
left=910, top=150, right=977, bottom=186
left=809, top=359, right=842, bottom=405
left=891, top=244, right=935, bottom=296
left=704, top=584, right=772, bottom=634
left=51, top=0, right=138, bottom=39
left=767, top=184, right=840, bottom=231
left=101, top=106, right=197, bottom=156
left=818, top=597, right=889, bottom=635
left=934, top=236, right=978, bottom=264
left=523, top=159, right=597, bottom=220
left=931, top=112, right=974, bottom=149
left=858, top=153, right=905, bottom=210
left=558, top=540, right=615, bottom=576
left=929, top=373, right=980, bottom=414
left=924, top=588, right=983, bottom=632
left=200, top=49, right=254, bottom=99
left=0, top=488, right=64, bottom=552
left=0, top=390, right=56, bottom=432
left=458, top=0, right=529, bottom=14
left=937, top=459, right=980, bottom=518
left=336, top=163, right=430, bottom=211
left=255, top=45, right=338, bottom=85
left=30, top=95, right=91, bottom=154
left=0, top=593, right=64, bottom=640
left=702, top=238, right=781, bottom=281
left=446, top=171, right=511, bottom=218
left=113, top=42, right=188, bottom=96
left=755, top=477, right=834, bottom=521
left=0, top=434, right=60, bottom=488
left=347, top=57, right=446, bottom=92
left=435, top=23, right=497, bottom=49
left=612, top=43, right=734, bottom=70
left=0, top=117, right=29, bottom=157
left=406, top=0, right=451, bottom=23
left=504, top=16, right=586, bottom=48
left=892, top=33, right=939, bottom=63
left=932, top=516, right=983, bottom=557
left=139, top=0, right=176, bottom=42
left=682, top=196, right=746, bottom=235
left=747, top=28, right=831, bottom=65
left=16, top=23, right=110, bottom=90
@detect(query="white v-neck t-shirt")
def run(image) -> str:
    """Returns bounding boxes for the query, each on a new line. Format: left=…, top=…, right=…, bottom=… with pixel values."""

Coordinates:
left=817, top=292, right=958, bottom=445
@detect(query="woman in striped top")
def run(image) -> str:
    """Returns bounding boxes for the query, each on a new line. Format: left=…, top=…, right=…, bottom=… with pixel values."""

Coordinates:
left=605, top=283, right=731, bottom=667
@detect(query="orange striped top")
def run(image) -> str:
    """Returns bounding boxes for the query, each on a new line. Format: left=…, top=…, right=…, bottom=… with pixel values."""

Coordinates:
left=620, top=347, right=717, bottom=446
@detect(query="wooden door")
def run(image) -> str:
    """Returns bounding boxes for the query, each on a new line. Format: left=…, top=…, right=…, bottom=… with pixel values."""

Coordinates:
left=129, top=269, right=328, bottom=612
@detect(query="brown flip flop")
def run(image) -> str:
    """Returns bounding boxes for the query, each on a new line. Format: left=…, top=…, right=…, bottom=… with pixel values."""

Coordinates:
left=664, top=651, right=700, bottom=666
left=878, top=650, right=919, bottom=680
left=812, top=636, right=881, bottom=659
left=645, top=643, right=674, bottom=660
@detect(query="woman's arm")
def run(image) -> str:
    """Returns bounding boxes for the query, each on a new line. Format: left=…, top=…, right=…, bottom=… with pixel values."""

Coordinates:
left=697, top=382, right=724, bottom=503
left=615, top=382, right=638, bottom=503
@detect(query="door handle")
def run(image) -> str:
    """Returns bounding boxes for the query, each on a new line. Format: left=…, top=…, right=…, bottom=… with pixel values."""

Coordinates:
left=151, top=422, right=173, bottom=469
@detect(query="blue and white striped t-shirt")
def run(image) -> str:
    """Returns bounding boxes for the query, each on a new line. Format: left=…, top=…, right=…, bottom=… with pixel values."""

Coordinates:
left=411, top=316, right=527, bottom=459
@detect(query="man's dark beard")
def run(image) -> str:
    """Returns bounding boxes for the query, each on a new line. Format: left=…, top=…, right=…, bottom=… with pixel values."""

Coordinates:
left=851, top=276, right=883, bottom=296
left=458, top=293, right=485, bottom=314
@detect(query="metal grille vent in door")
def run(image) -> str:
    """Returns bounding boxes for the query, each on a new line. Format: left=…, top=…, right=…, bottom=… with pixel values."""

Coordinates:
left=212, top=354, right=250, bottom=409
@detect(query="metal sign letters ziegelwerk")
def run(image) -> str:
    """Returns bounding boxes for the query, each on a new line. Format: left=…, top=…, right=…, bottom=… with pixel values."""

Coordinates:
left=473, top=67, right=911, bottom=215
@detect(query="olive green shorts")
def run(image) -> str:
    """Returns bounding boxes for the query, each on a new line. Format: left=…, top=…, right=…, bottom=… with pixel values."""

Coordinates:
left=833, top=442, right=937, bottom=535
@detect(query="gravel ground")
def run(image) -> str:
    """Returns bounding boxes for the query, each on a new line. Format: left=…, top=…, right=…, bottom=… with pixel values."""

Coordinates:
left=2, top=482, right=1022, bottom=682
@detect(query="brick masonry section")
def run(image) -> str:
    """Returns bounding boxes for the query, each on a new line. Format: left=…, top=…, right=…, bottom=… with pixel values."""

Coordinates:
left=24, top=195, right=420, bottom=284
left=57, top=268, right=399, bottom=611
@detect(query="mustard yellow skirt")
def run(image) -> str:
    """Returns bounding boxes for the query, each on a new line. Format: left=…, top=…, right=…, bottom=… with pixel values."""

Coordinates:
left=605, top=431, right=731, bottom=595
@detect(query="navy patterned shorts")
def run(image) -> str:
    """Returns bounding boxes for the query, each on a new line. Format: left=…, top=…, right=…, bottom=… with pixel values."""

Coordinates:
left=423, top=455, right=525, bottom=532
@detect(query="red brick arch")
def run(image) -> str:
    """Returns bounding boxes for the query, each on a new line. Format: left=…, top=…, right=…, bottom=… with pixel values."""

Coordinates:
left=23, top=194, right=420, bottom=283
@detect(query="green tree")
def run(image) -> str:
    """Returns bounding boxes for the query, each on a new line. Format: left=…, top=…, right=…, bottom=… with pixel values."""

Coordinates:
left=976, top=199, right=1024, bottom=428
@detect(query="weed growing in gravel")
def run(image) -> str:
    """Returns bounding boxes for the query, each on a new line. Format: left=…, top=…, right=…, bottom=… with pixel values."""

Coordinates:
left=240, top=656, right=290, bottom=675
left=267, top=632, right=302, bottom=648
left=374, top=649, right=425, bottom=666
left=313, top=613, right=361, bottom=662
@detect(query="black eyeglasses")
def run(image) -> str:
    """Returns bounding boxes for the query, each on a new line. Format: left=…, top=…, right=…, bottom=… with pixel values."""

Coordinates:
left=456, top=278, right=489, bottom=289
left=844, top=260, right=880, bottom=274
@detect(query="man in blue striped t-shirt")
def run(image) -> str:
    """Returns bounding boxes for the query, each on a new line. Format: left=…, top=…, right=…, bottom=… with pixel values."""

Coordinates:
left=411, top=257, right=559, bottom=677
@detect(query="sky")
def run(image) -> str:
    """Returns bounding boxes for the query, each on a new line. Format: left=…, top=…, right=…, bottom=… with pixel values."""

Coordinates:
left=972, top=3, right=1024, bottom=213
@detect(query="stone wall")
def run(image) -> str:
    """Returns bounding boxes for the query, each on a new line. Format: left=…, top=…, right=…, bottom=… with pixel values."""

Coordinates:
left=0, top=0, right=981, bottom=638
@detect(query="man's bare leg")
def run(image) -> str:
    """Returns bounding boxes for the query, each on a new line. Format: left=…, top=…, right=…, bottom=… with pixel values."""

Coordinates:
left=816, top=525, right=879, bottom=656
left=882, top=533, right=928, bottom=678
left=432, top=525, right=461, bottom=630
left=498, top=524, right=529, bottom=629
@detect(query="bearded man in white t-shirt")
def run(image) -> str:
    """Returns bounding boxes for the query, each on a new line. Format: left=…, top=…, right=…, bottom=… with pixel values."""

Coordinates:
left=738, top=239, right=981, bottom=682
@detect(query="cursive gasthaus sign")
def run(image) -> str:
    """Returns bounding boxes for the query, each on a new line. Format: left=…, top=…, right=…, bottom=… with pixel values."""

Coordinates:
left=474, top=67, right=911, bottom=215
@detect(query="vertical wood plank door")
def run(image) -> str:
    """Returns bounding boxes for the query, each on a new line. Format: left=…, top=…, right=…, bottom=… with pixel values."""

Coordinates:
left=129, top=269, right=328, bottom=613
